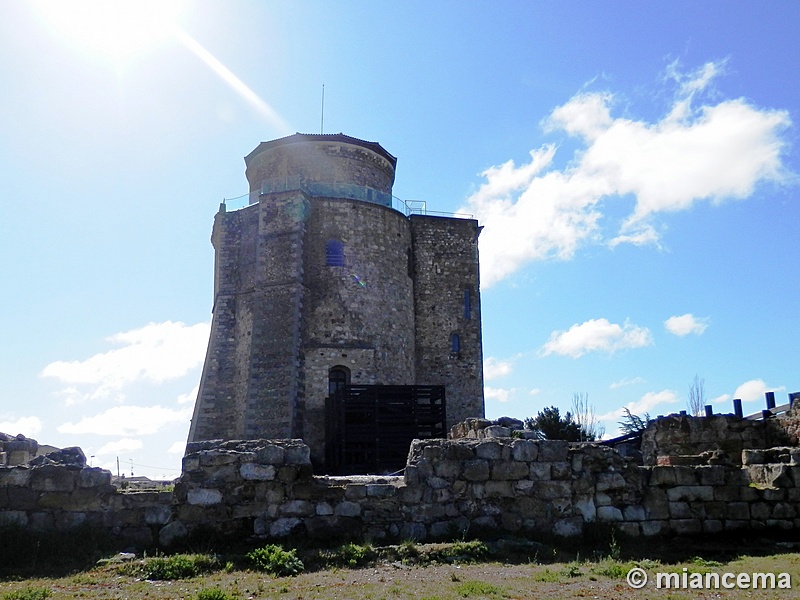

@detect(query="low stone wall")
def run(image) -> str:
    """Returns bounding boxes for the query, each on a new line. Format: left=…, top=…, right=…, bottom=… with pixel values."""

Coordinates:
left=641, top=414, right=791, bottom=465
left=0, top=459, right=172, bottom=547
left=3, top=436, right=800, bottom=547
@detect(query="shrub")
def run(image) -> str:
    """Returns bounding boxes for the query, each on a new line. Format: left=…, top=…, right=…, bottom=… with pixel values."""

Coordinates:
left=121, top=553, right=220, bottom=580
left=247, top=545, right=304, bottom=576
left=2, top=588, right=51, bottom=600
left=336, top=542, right=375, bottom=567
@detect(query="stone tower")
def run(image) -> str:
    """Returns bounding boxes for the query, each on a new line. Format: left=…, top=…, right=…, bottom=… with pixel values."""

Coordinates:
left=188, top=133, right=484, bottom=471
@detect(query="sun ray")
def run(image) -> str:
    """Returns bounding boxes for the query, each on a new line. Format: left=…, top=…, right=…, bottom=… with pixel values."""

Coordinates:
left=175, top=30, right=293, bottom=136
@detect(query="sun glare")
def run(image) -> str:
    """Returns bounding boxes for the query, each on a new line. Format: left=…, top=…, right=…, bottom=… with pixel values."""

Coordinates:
left=35, top=0, right=187, bottom=64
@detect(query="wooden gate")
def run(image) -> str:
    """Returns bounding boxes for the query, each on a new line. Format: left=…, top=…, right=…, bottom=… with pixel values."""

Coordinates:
left=324, top=385, right=446, bottom=475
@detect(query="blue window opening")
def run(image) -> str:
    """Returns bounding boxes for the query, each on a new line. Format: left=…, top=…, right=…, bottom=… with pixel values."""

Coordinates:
left=326, top=240, right=345, bottom=266
left=451, top=333, right=461, bottom=354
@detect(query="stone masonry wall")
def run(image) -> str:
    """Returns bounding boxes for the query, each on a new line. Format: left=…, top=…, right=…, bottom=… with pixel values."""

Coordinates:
left=4, top=435, right=800, bottom=548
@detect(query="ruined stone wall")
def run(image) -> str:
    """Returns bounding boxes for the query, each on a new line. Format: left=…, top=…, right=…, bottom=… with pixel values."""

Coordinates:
left=641, top=414, right=792, bottom=466
left=4, top=438, right=800, bottom=548
left=411, top=215, right=484, bottom=428
left=0, top=463, right=171, bottom=547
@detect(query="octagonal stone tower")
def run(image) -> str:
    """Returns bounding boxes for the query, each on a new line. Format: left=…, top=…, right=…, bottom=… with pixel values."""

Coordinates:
left=188, top=133, right=484, bottom=471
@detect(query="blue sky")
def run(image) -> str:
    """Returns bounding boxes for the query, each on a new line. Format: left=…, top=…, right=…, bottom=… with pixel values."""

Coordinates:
left=1, top=1, right=798, bottom=479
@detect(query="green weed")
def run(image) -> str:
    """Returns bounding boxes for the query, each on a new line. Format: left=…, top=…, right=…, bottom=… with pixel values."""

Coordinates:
left=120, top=553, right=220, bottom=580
left=195, top=588, right=235, bottom=600
left=454, top=580, right=507, bottom=597
left=247, top=544, right=304, bottom=576
left=1, top=588, right=51, bottom=600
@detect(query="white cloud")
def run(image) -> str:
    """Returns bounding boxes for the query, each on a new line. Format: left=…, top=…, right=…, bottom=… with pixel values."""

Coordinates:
left=95, top=438, right=143, bottom=456
left=57, top=405, right=192, bottom=436
left=0, top=416, right=43, bottom=437
left=41, top=321, right=210, bottom=402
left=483, top=357, right=513, bottom=380
left=461, top=60, right=790, bottom=287
left=485, top=386, right=514, bottom=403
left=733, top=379, right=785, bottom=403
left=710, top=393, right=732, bottom=407
left=529, top=388, right=541, bottom=396
left=168, top=441, right=186, bottom=454
left=598, top=389, right=679, bottom=422
left=609, top=377, right=645, bottom=390
left=664, top=313, right=709, bottom=336
left=540, top=318, right=652, bottom=358
left=177, top=383, right=200, bottom=405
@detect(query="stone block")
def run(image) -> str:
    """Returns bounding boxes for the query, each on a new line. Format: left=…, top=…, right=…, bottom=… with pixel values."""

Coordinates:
left=641, top=520, right=665, bottom=536
left=445, top=443, right=475, bottom=460
left=673, top=467, right=698, bottom=486
left=270, top=517, right=301, bottom=537
left=463, top=460, right=490, bottom=481
left=366, top=484, right=396, bottom=497
left=597, top=506, right=623, bottom=522
left=145, top=505, right=173, bottom=525
left=750, top=502, right=771, bottom=520
left=187, top=488, right=223, bottom=506
left=198, top=451, right=239, bottom=467
left=538, top=440, right=569, bottom=462
left=511, top=440, right=538, bottom=462
left=616, top=522, right=641, bottom=537
left=475, top=441, right=503, bottom=460
left=713, top=485, right=741, bottom=502
left=670, top=518, right=702, bottom=535
left=279, top=500, right=314, bottom=517
left=485, top=480, right=514, bottom=497
left=398, top=486, right=423, bottom=503
left=434, top=460, right=461, bottom=479
left=666, top=485, right=714, bottom=502
left=726, top=502, right=750, bottom=520
left=284, top=444, right=311, bottom=466
left=500, top=512, right=523, bottom=531
left=334, top=501, right=361, bottom=517
left=491, top=461, right=529, bottom=480
left=596, top=473, right=626, bottom=492
left=529, top=462, right=551, bottom=480
left=277, top=466, right=299, bottom=483
left=623, top=505, right=647, bottom=521
left=240, top=463, right=276, bottom=481
left=483, top=426, right=511, bottom=438
left=648, top=466, right=676, bottom=486
left=697, top=466, right=727, bottom=486
left=0, top=510, right=28, bottom=527
left=536, top=480, right=571, bottom=500
left=761, top=488, right=786, bottom=502
left=30, top=466, right=76, bottom=492
left=551, top=462, right=571, bottom=480
left=256, top=445, right=285, bottom=465
left=159, top=520, right=188, bottom=546
left=773, top=502, right=797, bottom=519
left=669, top=502, right=691, bottom=519
left=514, top=480, right=535, bottom=495
left=703, top=519, right=724, bottom=533
left=554, top=517, right=583, bottom=537
left=0, top=467, right=31, bottom=487
left=574, top=495, right=596, bottom=522
left=516, top=497, right=548, bottom=520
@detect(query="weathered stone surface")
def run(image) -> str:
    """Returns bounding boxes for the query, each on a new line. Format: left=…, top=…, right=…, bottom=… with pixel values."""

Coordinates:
left=240, top=463, right=277, bottom=481
left=462, top=460, right=490, bottom=482
left=187, top=488, right=223, bottom=506
left=511, top=440, right=538, bottom=462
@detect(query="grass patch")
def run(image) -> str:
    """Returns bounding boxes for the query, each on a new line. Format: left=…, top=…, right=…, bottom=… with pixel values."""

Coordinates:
left=195, top=588, right=236, bottom=600
left=247, top=544, right=304, bottom=576
left=119, top=553, right=221, bottom=580
left=434, top=540, right=490, bottom=564
left=1, top=588, right=51, bottom=600
left=454, top=580, right=507, bottom=597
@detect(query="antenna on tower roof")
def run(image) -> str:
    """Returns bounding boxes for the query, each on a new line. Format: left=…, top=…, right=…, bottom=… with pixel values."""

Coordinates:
left=320, top=84, right=325, bottom=134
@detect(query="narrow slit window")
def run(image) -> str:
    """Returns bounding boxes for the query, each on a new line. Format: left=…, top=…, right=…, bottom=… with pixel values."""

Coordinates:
left=326, top=240, right=345, bottom=266
left=463, top=288, right=471, bottom=320
left=451, top=333, right=461, bottom=353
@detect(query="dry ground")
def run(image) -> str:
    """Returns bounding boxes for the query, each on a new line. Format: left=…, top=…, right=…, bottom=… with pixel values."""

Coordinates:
left=3, top=547, right=800, bottom=600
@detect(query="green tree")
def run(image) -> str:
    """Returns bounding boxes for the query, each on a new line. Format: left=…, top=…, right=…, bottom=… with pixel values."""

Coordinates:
left=618, top=407, right=652, bottom=435
left=524, top=406, right=589, bottom=441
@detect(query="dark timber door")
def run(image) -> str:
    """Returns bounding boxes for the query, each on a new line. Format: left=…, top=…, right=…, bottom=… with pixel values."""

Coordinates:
left=325, top=385, right=446, bottom=475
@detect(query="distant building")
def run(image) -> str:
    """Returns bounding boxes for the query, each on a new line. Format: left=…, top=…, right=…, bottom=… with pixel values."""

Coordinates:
left=188, top=133, right=484, bottom=473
